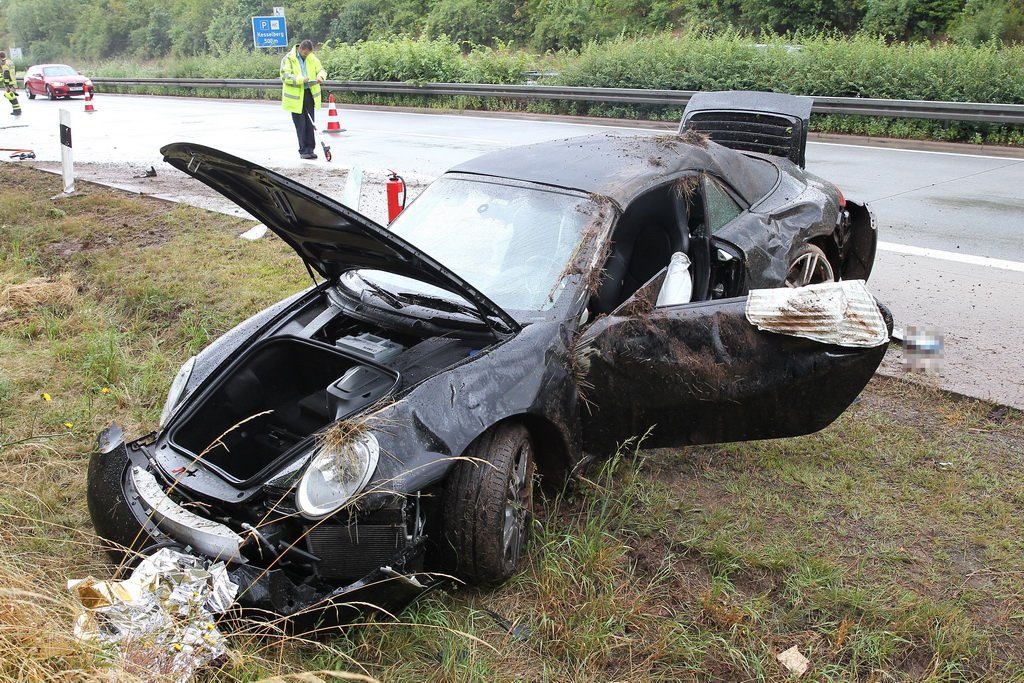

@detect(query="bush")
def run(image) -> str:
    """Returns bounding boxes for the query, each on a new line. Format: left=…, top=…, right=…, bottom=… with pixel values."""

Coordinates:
left=83, top=33, right=1024, bottom=145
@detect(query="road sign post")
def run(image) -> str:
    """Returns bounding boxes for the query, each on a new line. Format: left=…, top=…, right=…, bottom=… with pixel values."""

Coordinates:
left=252, top=16, right=288, bottom=49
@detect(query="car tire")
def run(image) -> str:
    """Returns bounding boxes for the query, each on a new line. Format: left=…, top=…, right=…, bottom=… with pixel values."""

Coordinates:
left=442, top=423, right=535, bottom=586
left=27, top=87, right=35, bottom=100
left=785, top=243, right=835, bottom=287
left=46, top=85, right=55, bottom=100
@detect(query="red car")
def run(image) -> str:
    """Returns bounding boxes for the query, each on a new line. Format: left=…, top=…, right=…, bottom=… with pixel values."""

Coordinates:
left=24, top=64, right=95, bottom=100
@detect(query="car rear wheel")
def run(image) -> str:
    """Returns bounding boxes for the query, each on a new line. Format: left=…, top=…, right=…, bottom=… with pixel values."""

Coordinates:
left=442, top=423, right=535, bottom=585
left=45, top=85, right=55, bottom=100
left=785, top=243, right=835, bottom=287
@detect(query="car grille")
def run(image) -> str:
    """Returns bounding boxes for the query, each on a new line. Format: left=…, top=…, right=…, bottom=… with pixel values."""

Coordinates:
left=307, top=523, right=410, bottom=580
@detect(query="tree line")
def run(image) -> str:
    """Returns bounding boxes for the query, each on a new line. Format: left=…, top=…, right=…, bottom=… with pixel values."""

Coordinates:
left=1, top=0, right=1022, bottom=64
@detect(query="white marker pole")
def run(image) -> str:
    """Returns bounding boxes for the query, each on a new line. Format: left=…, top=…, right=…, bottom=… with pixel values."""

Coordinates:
left=59, top=108, right=74, bottom=195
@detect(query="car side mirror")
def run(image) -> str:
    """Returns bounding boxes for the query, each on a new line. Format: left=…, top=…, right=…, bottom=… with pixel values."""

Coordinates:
left=655, top=252, right=693, bottom=307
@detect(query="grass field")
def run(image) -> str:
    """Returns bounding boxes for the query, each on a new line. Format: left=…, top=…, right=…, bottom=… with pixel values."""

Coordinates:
left=1, top=163, right=1022, bottom=682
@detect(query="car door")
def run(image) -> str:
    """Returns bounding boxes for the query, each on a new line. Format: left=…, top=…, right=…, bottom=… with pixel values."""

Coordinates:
left=577, top=290, right=891, bottom=453
left=25, top=67, right=40, bottom=95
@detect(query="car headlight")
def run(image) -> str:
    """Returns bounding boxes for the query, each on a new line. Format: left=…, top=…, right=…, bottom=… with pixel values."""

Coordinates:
left=84, top=79, right=92, bottom=86
left=52, top=81, right=66, bottom=87
left=296, top=432, right=379, bottom=519
left=159, top=356, right=196, bottom=428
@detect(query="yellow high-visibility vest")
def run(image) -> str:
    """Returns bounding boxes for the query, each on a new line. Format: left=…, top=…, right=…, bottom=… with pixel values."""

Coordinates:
left=280, top=46, right=326, bottom=114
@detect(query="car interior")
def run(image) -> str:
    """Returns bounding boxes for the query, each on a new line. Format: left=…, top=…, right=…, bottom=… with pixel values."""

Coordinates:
left=590, top=176, right=748, bottom=317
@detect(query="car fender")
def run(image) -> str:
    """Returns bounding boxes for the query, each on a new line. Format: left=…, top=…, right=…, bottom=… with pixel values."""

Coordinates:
left=357, top=321, right=580, bottom=507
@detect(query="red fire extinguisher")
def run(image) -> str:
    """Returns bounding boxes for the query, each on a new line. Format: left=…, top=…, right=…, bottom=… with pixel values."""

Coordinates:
left=386, top=170, right=406, bottom=223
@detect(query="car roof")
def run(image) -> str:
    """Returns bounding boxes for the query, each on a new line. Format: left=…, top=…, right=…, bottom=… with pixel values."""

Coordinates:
left=448, top=132, right=781, bottom=206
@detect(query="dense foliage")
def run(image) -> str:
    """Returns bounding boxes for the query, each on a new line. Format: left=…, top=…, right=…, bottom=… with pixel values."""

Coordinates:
left=3, top=0, right=1024, bottom=62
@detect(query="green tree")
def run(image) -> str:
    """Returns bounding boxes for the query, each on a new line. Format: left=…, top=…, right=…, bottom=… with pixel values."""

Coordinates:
left=862, top=0, right=966, bottom=39
left=6, top=0, right=86, bottom=60
left=205, top=0, right=265, bottom=54
left=527, top=0, right=598, bottom=51
left=286, top=0, right=346, bottom=44
left=328, top=0, right=429, bottom=43
left=170, top=0, right=220, bottom=56
left=949, top=0, right=1024, bottom=43
left=425, top=0, right=524, bottom=47
left=683, top=0, right=865, bottom=34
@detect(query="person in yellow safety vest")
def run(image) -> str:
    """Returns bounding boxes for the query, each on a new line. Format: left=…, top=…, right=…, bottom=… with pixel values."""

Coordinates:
left=1, top=52, right=21, bottom=117
left=280, top=39, right=326, bottom=160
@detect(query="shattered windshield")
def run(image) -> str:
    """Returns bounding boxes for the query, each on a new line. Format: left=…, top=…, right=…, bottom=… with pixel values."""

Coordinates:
left=359, top=177, right=598, bottom=312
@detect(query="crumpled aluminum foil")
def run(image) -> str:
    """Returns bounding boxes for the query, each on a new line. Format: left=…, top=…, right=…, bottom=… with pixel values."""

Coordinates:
left=745, top=279, right=889, bottom=348
left=69, top=548, right=239, bottom=682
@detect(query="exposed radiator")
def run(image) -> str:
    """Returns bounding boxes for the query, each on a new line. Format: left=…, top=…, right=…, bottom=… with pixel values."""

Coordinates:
left=307, top=522, right=409, bottom=580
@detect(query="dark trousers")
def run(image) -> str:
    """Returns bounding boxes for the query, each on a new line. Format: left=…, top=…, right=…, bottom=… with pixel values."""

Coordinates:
left=4, top=88, right=19, bottom=114
left=291, top=89, right=315, bottom=154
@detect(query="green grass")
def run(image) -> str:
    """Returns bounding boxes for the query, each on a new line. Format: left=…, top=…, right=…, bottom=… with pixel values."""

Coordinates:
left=0, top=164, right=1022, bottom=681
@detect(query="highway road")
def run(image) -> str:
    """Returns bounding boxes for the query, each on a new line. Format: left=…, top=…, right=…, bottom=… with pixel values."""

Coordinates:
left=2, top=93, right=1022, bottom=408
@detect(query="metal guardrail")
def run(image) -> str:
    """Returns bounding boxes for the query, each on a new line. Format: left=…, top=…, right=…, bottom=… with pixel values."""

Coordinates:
left=90, top=78, right=1024, bottom=125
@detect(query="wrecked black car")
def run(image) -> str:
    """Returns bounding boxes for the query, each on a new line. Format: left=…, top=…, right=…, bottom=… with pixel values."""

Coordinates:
left=88, top=91, right=889, bottom=625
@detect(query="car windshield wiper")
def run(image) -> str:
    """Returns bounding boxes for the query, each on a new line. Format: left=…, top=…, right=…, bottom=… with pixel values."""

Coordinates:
left=396, top=291, right=477, bottom=316
left=396, top=292, right=514, bottom=335
left=356, top=274, right=404, bottom=309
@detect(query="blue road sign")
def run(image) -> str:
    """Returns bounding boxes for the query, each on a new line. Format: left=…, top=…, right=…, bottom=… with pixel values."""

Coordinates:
left=252, top=16, right=288, bottom=49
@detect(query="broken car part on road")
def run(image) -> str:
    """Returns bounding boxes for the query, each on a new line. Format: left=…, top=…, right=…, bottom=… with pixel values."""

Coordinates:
left=87, top=91, right=889, bottom=626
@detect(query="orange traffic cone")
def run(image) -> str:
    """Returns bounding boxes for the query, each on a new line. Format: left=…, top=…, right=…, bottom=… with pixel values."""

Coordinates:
left=324, top=94, right=344, bottom=133
left=84, top=90, right=96, bottom=113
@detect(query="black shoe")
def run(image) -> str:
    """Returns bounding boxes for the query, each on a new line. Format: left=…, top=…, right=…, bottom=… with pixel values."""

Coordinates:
left=300, top=152, right=317, bottom=159
left=11, top=111, right=21, bottom=116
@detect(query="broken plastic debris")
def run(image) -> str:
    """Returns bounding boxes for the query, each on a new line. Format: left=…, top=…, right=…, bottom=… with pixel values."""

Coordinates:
left=68, top=548, right=238, bottom=683
left=777, top=645, right=810, bottom=676
left=240, top=224, right=268, bottom=240
left=341, top=165, right=363, bottom=210
left=745, top=280, right=888, bottom=348
left=381, top=566, right=426, bottom=589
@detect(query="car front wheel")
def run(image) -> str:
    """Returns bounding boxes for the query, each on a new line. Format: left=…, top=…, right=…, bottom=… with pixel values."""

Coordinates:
left=45, top=85, right=55, bottom=100
left=442, top=423, right=535, bottom=585
left=27, top=86, right=35, bottom=99
left=786, top=243, right=835, bottom=287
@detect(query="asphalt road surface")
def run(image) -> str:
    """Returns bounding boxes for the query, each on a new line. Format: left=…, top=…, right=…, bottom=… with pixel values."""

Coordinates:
left=2, top=93, right=1021, bottom=408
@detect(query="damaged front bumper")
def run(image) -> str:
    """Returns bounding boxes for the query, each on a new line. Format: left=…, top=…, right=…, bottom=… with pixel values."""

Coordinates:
left=87, top=431, right=436, bottom=625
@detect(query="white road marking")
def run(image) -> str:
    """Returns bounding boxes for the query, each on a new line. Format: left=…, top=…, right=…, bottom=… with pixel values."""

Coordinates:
left=811, top=140, right=1024, bottom=162
left=878, top=240, right=1024, bottom=271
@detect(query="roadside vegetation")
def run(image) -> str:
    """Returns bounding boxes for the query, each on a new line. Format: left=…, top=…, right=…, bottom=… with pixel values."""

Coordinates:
left=2, top=164, right=1023, bottom=681
left=68, top=33, right=1024, bottom=147
left=4, top=1, right=1024, bottom=145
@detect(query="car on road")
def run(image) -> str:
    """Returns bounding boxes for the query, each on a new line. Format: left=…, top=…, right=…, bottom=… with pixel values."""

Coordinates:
left=24, top=63, right=94, bottom=100
left=88, top=91, right=889, bottom=626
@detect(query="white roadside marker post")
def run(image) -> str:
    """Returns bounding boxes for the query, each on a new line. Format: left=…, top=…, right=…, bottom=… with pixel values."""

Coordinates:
left=57, top=108, right=76, bottom=196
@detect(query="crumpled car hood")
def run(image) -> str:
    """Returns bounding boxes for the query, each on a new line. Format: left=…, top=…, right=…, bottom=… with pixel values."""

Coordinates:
left=160, top=142, right=519, bottom=333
